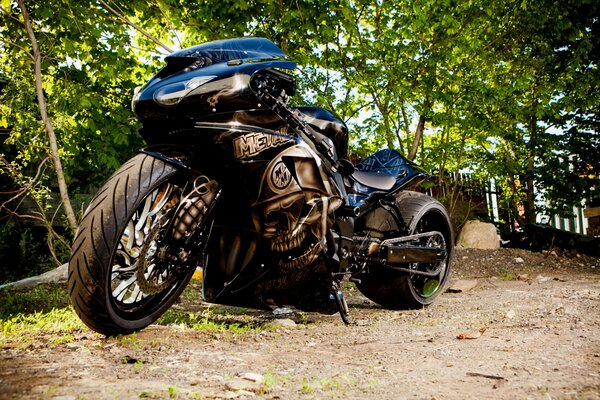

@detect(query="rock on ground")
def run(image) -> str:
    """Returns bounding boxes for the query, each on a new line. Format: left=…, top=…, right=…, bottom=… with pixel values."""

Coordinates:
left=457, top=220, right=500, bottom=249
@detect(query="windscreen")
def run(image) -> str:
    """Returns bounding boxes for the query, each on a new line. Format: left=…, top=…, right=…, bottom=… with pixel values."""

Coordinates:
left=166, top=37, right=288, bottom=65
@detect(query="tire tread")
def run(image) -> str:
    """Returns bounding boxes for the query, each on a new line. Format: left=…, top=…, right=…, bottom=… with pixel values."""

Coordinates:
left=357, top=190, right=454, bottom=310
left=68, top=154, right=179, bottom=335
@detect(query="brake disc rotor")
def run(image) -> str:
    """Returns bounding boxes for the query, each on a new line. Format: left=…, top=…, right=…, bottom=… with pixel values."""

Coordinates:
left=135, top=214, right=177, bottom=295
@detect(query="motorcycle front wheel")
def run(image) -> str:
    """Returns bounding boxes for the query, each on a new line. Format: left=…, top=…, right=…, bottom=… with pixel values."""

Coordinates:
left=69, top=154, right=203, bottom=335
left=357, top=191, right=454, bottom=309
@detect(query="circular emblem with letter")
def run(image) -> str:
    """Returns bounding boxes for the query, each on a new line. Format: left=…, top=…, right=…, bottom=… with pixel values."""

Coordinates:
left=270, top=161, right=292, bottom=191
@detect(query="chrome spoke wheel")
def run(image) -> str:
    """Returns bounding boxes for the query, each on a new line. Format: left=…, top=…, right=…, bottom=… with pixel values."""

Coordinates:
left=69, top=154, right=217, bottom=335
left=110, top=183, right=180, bottom=309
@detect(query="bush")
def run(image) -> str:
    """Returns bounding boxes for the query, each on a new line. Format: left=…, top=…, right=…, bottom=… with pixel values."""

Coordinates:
left=0, top=222, right=55, bottom=284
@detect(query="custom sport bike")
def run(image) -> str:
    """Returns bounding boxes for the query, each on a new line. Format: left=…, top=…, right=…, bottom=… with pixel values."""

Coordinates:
left=69, top=38, right=453, bottom=335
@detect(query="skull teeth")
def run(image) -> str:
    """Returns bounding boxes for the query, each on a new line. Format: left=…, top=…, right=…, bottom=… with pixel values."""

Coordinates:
left=278, top=242, right=321, bottom=272
left=270, top=224, right=307, bottom=252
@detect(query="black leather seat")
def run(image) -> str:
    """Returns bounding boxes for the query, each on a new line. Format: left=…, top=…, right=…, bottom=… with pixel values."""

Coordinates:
left=351, top=170, right=396, bottom=191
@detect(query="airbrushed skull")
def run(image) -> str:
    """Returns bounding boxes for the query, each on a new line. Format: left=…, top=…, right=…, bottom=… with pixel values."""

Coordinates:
left=252, top=146, right=342, bottom=273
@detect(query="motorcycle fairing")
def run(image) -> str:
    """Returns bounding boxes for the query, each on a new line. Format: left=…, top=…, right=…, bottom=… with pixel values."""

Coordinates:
left=134, top=38, right=296, bottom=122
left=295, top=107, right=349, bottom=160
left=194, top=119, right=298, bottom=162
left=166, top=37, right=290, bottom=68
left=202, top=142, right=343, bottom=307
left=251, top=144, right=343, bottom=273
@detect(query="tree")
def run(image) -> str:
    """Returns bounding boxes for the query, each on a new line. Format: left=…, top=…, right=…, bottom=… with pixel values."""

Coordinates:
left=476, top=0, right=600, bottom=223
left=16, top=0, right=77, bottom=230
left=1, top=0, right=598, bottom=279
left=1, top=0, right=150, bottom=267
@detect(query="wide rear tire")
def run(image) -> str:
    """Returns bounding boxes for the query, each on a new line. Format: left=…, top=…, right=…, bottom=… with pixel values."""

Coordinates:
left=69, top=154, right=194, bottom=335
left=357, top=191, right=453, bottom=309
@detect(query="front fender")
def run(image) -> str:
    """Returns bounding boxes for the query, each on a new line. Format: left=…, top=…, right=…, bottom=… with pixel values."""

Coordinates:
left=140, top=144, right=196, bottom=171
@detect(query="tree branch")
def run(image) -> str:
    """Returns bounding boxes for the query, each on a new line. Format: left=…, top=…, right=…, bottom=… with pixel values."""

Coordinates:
left=97, top=0, right=173, bottom=53
left=0, top=39, right=34, bottom=60
left=155, top=0, right=182, bottom=48
left=17, top=0, right=78, bottom=231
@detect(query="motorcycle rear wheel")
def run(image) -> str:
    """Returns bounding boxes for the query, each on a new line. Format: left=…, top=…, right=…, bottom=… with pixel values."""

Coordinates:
left=357, top=191, right=453, bottom=309
left=69, top=154, right=196, bottom=335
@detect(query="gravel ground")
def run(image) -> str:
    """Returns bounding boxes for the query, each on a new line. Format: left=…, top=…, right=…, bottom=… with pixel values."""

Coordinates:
left=1, top=247, right=599, bottom=400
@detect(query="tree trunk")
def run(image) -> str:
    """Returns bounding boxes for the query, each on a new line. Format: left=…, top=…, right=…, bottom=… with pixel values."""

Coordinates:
left=525, top=84, right=539, bottom=224
left=438, top=126, right=448, bottom=186
left=408, top=98, right=432, bottom=161
left=398, top=103, right=411, bottom=155
left=408, top=113, right=426, bottom=161
left=18, top=0, right=78, bottom=231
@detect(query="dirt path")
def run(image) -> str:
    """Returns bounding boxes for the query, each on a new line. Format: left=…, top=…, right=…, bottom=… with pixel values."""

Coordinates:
left=2, top=249, right=599, bottom=399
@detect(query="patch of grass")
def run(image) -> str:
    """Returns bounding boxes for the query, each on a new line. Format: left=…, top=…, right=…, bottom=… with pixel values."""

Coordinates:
left=318, top=376, right=343, bottom=391
left=499, top=273, right=517, bottom=281
left=298, top=374, right=357, bottom=396
left=116, top=332, right=144, bottom=349
left=137, top=387, right=183, bottom=399
left=46, top=385, right=59, bottom=395
left=157, top=309, right=268, bottom=334
left=300, top=378, right=314, bottom=395
left=367, top=377, right=380, bottom=388
left=341, top=281, right=357, bottom=291
left=1, top=307, right=84, bottom=336
left=50, top=333, right=75, bottom=346
left=0, top=306, right=85, bottom=347
left=259, top=370, right=290, bottom=394
left=167, top=386, right=179, bottom=398
left=0, top=283, right=69, bottom=319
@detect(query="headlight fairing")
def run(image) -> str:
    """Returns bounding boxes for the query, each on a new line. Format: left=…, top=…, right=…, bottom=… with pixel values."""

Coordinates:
left=153, top=76, right=217, bottom=106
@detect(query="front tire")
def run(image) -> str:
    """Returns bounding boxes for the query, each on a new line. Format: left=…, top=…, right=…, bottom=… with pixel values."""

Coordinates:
left=69, top=154, right=195, bottom=335
left=357, top=191, right=454, bottom=309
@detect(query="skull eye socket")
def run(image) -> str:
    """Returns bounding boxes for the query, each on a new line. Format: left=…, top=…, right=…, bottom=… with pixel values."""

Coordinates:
left=264, top=211, right=278, bottom=225
left=300, top=197, right=324, bottom=224
left=281, top=194, right=303, bottom=209
left=264, top=196, right=305, bottom=234
left=263, top=192, right=304, bottom=216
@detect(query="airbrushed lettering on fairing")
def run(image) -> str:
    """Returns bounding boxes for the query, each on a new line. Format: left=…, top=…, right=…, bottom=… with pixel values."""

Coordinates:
left=233, top=131, right=293, bottom=159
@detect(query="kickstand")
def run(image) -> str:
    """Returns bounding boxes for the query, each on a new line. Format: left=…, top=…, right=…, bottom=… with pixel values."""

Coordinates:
left=330, top=281, right=351, bottom=325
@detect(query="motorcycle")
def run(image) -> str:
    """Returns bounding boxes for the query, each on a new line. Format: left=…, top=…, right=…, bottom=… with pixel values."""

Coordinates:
left=68, top=37, right=453, bottom=335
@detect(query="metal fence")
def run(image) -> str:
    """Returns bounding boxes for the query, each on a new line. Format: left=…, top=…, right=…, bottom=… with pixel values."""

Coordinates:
left=431, top=174, right=592, bottom=236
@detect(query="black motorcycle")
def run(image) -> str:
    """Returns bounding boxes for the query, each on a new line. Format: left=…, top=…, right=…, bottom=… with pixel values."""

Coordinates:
left=68, top=37, right=453, bottom=335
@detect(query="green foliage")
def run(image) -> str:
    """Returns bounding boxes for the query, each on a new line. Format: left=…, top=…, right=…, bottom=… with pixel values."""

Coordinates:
left=1, top=0, right=146, bottom=190
left=0, top=0, right=147, bottom=274
left=1, top=0, right=598, bottom=245
left=0, top=223, right=56, bottom=284
left=0, top=283, right=69, bottom=319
